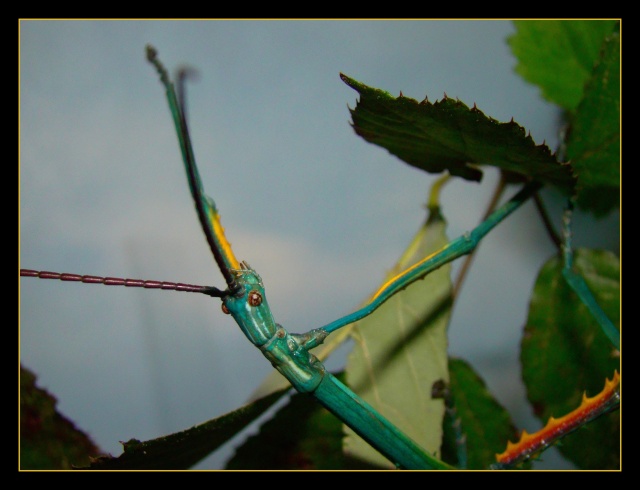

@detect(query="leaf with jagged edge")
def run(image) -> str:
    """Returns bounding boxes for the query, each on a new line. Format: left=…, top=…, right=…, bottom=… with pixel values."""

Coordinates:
left=521, top=248, right=620, bottom=469
left=440, top=358, right=523, bottom=470
left=340, top=74, right=575, bottom=192
left=565, top=23, right=620, bottom=216
left=508, top=20, right=618, bottom=111
left=343, top=198, right=452, bottom=468
left=20, top=365, right=101, bottom=469
left=81, top=387, right=288, bottom=470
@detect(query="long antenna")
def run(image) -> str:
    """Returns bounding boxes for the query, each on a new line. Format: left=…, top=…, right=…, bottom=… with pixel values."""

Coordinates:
left=19, top=269, right=227, bottom=297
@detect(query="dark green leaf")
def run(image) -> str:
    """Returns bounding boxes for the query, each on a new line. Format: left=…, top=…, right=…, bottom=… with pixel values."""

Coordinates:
left=20, top=365, right=101, bottom=469
left=341, top=74, right=574, bottom=192
left=440, top=359, right=521, bottom=470
left=521, top=248, right=620, bottom=469
left=83, top=387, right=288, bottom=469
left=508, top=20, right=618, bottom=111
left=566, top=25, right=620, bottom=215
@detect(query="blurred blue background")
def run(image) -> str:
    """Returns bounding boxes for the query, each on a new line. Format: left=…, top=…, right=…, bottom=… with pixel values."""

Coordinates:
left=19, top=20, right=618, bottom=469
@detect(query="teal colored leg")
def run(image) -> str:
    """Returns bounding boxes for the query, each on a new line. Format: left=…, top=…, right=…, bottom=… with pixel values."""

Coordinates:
left=561, top=199, right=619, bottom=350
left=313, top=373, right=455, bottom=470
left=432, top=380, right=467, bottom=469
left=321, top=181, right=542, bottom=334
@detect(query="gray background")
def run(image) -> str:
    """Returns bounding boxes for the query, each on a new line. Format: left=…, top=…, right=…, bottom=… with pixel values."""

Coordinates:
left=19, top=20, right=619, bottom=470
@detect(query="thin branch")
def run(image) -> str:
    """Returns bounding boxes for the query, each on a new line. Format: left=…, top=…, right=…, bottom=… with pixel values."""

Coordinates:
left=533, top=191, right=562, bottom=250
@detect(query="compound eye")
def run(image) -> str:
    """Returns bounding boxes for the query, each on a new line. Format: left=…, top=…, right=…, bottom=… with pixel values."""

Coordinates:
left=248, top=290, right=263, bottom=307
left=221, top=303, right=230, bottom=314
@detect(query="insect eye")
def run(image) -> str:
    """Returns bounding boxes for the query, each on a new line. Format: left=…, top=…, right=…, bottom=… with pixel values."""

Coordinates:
left=221, top=303, right=230, bottom=314
left=248, top=290, right=263, bottom=307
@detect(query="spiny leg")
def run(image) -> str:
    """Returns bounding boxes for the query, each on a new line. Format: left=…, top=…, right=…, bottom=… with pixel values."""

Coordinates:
left=490, top=197, right=620, bottom=469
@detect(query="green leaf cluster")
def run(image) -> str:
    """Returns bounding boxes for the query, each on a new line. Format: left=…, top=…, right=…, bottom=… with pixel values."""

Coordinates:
left=509, top=20, right=620, bottom=215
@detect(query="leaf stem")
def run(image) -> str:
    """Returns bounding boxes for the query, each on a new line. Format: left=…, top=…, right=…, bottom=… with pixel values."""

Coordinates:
left=532, top=191, right=562, bottom=251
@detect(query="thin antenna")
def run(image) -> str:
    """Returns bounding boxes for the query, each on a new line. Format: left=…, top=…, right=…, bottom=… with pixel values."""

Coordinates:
left=19, top=269, right=227, bottom=297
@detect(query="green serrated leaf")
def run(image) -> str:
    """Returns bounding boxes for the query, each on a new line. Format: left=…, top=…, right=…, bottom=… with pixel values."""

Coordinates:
left=566, top=25, right=620, bottom=215
left=508, top=20, right=618, bottom=111
left=20, top=365, right=101, bottom=470
left=440, top=358, right=522, bottom=470
left=341, top=74, right=574, bottom=192
left=343, top=201, right=453, bottom=468
left=521, top=248, right=620, bottom=469
left=83, top=387, right=288, bottom=470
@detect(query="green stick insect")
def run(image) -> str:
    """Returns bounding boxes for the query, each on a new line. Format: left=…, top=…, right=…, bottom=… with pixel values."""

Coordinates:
left=20, top=43, right=619, bottom=470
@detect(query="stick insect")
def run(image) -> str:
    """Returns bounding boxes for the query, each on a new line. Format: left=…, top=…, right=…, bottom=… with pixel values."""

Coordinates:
left=20, top=44, right=619, bottom=470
